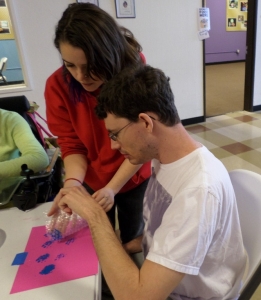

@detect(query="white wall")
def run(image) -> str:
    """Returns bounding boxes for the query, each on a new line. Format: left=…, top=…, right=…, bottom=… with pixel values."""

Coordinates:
left=2, top=0, right=204, bottom=123
left=253, top=3, right=261, bottom=106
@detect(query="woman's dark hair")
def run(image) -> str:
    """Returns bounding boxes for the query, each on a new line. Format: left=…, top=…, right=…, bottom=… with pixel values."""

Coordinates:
left=54, top=3, right=143, bottom=102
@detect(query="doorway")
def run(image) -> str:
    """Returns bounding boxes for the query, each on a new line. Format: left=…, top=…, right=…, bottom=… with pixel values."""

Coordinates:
left=205, top=61, right=245, bottom=117
left=204, top=0, right=254, bottom=117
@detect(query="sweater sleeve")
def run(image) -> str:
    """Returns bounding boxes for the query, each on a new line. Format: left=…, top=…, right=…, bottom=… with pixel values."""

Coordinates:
left=44, top=69, right=88, bottom=159
left=0, top=112, right=49, bottom=178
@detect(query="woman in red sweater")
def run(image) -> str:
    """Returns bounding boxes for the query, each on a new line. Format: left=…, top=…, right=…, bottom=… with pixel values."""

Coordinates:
left=45, top=3, right=151, bottom=254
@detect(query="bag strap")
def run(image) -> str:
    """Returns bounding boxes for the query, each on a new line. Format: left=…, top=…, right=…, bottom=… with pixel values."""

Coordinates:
left=34, top=112, right=53, bottom=138
left=27, top=111, right=53, bottom=138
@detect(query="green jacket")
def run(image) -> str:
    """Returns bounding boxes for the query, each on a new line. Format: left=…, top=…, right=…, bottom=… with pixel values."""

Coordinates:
left=0, top=109, right=49, bottom=178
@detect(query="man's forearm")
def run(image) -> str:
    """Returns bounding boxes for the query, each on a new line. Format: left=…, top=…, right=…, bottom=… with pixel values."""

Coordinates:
left=86, top=206, right=141, bottom=299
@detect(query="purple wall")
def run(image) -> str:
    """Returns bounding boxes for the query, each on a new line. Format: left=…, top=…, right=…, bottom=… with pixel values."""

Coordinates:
left=205, top=0, right=246, bottom=64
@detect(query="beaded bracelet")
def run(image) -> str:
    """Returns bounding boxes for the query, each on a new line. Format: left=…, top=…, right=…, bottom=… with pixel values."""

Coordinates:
left=64, top=178, right=82, bottom=185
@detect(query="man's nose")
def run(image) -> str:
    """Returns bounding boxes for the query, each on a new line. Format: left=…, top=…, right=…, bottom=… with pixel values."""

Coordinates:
left=111, top=139, right=121, bottom=150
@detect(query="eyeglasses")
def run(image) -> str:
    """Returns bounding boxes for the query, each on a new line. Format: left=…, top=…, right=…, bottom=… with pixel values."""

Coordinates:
left=108, top=121, right=133, bottom=141
left=108, top=115, right=157, bottom=142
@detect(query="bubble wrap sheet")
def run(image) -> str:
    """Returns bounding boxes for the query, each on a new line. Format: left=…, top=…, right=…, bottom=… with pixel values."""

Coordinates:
left=46, top=210, right=88, bottom=241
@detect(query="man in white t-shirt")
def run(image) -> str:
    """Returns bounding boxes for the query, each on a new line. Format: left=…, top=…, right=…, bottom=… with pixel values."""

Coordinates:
left=49, top=65, right=247, bottom=299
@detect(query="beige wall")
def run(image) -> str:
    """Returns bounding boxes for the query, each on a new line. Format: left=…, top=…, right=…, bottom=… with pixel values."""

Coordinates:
left=1, top=0, right=261, bottom=129
left=1, top=0, right=204, bottom=126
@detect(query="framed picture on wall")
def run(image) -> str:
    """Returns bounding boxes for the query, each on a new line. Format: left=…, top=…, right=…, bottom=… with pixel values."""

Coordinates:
left=0, top=20, right=10, bottom=34
left=0, top=0, right=6, bottom=7
left=76, top=0, right=99, bottom=6
left=115, top=0, right=136, bottom=18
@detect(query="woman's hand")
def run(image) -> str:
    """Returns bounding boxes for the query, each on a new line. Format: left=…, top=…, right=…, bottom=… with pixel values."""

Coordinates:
left=92, top=187, right=115, bottom=212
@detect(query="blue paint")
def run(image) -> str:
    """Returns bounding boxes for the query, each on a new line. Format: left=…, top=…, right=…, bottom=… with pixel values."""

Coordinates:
left=65, top=238, right=75, bottom=245
left=12, top=252, right=28, bottom=265
left=50, top=229, right=62, bottom=241
left=42, top=240, right=54, bottom=248
left=39, top=264, right=55, bottom=275
left=55, top=253, right=65, bottom=261
left=36, top=253, right=50, bottom=263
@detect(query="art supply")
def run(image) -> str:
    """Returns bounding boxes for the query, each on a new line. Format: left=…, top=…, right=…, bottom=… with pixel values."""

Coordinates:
left=46, top=209, right=88, bottom=240
left=10, top=225, right=98, bottom=294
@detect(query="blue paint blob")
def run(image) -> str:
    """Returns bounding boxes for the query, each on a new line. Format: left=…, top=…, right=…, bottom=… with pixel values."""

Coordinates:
left=42, top=240, right=54, bottom=248
left=36, top=253, right=50, bottom=263
left=39, top=264, right=55, bottom=275
left=55, top=253, right=65, bottom=261
left=65, top=238, right=75, bottom=245
left=50, top=229, right=63, bottom=241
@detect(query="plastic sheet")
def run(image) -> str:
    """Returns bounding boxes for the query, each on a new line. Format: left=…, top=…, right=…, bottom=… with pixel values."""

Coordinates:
left=46, top=210, right=88, bottom=241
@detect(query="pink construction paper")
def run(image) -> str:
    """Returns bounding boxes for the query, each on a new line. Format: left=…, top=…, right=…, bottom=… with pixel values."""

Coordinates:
left=10, top=225, right=98, bottom=294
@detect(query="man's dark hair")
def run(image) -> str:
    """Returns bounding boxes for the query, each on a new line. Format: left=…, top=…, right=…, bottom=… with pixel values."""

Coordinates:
left=96, top=65, right=180, bottom=126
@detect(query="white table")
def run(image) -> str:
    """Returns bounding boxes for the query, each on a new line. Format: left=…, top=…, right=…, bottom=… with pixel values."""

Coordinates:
left=0, top=202, right=101, bottom=300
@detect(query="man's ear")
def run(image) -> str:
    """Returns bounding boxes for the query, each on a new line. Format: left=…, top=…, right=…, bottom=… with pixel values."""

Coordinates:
left=138, top=113, right=154, bottom=132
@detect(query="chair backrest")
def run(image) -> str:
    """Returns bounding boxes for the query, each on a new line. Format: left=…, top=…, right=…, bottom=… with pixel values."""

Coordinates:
left=0, top=57, right=7, bottom=72
left=229, top=169, right=261, bottom=295
left=0, top=57, right=8, bottom=82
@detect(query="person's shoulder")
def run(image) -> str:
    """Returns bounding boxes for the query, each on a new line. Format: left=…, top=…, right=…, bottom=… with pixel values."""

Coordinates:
left=46, top=66, right=64, bottom=83
left=0, top=109, right=27, bottom=127
left=0, top=108, right=20, bottom=119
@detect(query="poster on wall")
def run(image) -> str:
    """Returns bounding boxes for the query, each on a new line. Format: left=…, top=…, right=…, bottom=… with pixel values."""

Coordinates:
left=226, top=0, right=248, bottom=31
left=197, top=7, right=210, bottom=40
left=0, top=20, right=10, bottom=33
left=0, top=0, right=14, bottom=39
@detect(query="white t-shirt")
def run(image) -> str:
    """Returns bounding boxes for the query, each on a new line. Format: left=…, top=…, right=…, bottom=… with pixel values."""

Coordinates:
left=142, top=146, right=246, bottom=300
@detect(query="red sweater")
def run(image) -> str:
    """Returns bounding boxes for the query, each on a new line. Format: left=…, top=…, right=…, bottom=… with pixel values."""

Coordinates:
left=45, top=67, right=151, bottom=192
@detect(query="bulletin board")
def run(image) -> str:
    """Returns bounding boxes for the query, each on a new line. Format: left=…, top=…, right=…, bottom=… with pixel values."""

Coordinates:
left=0, top=0, right=15, bottom=40
left=226, top=0, right=248, bottom=31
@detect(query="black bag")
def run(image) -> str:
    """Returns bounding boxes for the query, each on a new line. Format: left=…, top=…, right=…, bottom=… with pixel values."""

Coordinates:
left=12, top=159, right=63, bottom=211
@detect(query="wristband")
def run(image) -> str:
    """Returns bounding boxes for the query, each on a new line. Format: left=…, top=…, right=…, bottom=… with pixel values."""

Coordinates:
left=64, top=178, right=82, bottom=185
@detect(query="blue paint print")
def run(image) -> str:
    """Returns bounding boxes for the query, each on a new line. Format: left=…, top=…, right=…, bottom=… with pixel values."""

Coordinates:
left=55, top=253, right=65, bottom=261
left=42, top=240, right=54, bottom=248
left=50, top=229, right=63, bottom=241
left=36, top=253, right=50, bottom=263
left=65, top=238, right=75, bottom=245
left=39, top=264, right=55, bottom=275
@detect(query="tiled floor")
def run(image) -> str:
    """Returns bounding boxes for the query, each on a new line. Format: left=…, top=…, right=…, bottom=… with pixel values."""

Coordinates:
left=186, top=110, right=261, bottom=299
left=186, top=110, right=261, bottom=175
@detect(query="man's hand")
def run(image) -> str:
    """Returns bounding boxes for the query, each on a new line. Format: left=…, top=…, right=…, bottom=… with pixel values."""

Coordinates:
left=47, top=180, right=82, bottom=217
left=56, top=185, right=102, bottom=221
